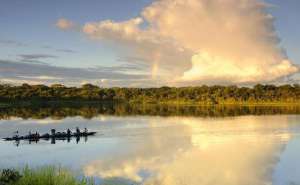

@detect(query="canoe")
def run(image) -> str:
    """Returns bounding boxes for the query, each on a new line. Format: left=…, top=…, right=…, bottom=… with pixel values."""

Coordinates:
left=2, top=132, right=97, bottom=141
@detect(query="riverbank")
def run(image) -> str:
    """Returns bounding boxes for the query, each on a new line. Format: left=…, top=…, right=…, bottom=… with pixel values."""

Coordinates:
left=1, top=100, right=300, bottom=108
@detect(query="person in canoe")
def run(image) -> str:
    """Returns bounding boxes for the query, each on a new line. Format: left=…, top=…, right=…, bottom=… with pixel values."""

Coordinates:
left=67, top=129, right=72, bottom=137
left=14, top=131, right=19, bottom=138
left=76, top=127, right=80, bottom=135
left=35, top=131, right=40, bottom=139
left=51, top=129, right=56, bottom=136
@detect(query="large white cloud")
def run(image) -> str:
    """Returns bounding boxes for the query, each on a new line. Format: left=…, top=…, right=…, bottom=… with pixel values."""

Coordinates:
left=64, top=0, right=298, bottom=85
left=82, top=17, right=192, bottom=80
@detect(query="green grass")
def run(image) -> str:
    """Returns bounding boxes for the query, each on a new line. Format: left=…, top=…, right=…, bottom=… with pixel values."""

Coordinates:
left=0, top=166, right=95, bottom=185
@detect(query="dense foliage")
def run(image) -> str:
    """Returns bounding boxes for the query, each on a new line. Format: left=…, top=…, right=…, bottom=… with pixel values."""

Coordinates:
left=1, top=83, right=300, bottom=104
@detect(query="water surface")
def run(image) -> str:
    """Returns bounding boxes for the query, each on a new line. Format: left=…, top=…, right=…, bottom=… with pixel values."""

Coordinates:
left=0, top=105, right=300, bottom=185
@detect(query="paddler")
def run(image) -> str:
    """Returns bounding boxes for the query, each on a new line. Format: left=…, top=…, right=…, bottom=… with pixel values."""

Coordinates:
left=76, top=127, right=80, bottom=135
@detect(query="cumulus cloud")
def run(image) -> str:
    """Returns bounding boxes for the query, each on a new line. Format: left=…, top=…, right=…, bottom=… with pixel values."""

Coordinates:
left=56, top=18, right=75, bottom=30
left=82, top=17, right=192, bottom=80
left=80, top=0, right=298, bottom=85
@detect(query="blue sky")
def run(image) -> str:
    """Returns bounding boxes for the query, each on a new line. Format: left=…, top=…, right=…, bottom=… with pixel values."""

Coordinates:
left=266, top=0, right=300, bottom=65
left=0, top=0, right=152, bottom=68
left=0, top=0, right=299, bottom=86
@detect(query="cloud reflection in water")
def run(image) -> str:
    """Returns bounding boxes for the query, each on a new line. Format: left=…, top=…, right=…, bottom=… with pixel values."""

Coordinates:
left=84, top=116, right=292, bottom=185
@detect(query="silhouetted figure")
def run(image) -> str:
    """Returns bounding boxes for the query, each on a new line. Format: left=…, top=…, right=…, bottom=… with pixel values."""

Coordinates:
left=84, top=128, right=88, bottom=134
left=76, top=127, right=80, bottom=135
left=14, top=131, right=19, bottom=139
left=51, top=129, right=56, bottom=136
left=35, top=131, right=40, bottom=139
left=67, top=129, right=72, bottom=136
left=51, top=137, right=56, bottom=144
left=61, top=132, right=66, bottom=136
left=14, top=131, right=19, bottom=136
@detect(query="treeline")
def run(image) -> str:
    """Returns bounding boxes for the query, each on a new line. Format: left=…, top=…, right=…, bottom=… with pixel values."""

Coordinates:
left=1, top=83, right=300, bottom=104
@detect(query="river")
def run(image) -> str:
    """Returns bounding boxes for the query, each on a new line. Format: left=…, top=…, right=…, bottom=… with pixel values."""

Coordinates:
left=0, top=104, right=300, bottom=185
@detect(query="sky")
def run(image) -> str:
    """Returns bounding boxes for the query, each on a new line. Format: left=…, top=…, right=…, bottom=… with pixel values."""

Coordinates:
left=0, top=0, right=299, bottom=87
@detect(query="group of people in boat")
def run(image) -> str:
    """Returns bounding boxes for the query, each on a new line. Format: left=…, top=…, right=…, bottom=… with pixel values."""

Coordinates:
left=14, top=127, right=89, bottom=139
left=51, top=127, right=88, bottom=136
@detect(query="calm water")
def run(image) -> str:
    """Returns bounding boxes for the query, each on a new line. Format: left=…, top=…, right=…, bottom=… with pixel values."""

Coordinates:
left=1, top=105, right=300, bottom=185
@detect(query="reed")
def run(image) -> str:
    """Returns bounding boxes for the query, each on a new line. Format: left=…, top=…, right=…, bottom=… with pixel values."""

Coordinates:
left=0, top=166, right=95, bottom=185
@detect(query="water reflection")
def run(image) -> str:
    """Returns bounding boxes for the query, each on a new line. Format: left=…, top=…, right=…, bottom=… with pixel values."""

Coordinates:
left=11, top=135, right=89, bottom=147
left=82, top=116, right=296, bottom=185
left=0, top=105, right=300, bottom=185
left=2, top=103, right=300, bottom=119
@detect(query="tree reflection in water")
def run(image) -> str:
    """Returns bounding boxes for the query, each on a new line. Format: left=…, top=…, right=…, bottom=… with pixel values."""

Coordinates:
left=1, top=103, right=300, bottom=120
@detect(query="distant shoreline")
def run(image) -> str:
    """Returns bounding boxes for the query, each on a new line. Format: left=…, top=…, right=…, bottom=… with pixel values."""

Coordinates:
left=1, top=84, right=300, bottom=107
left=2, top=100, right=300, bottom=108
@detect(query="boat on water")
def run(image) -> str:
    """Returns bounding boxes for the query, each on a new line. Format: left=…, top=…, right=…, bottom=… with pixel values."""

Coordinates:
left=2, top=129, right=97, bottom=141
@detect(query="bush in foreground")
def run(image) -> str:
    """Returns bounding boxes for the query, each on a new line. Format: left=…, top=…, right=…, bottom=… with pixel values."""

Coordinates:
left=0, top=167, right=94, bottom=185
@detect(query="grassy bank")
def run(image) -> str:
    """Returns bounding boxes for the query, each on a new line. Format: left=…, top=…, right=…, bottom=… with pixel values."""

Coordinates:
left=0, top=167, right=95, bottom=185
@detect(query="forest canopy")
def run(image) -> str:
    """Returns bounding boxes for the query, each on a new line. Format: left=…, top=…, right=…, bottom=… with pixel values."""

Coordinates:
left=1, top=83, right=300, bottom=105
